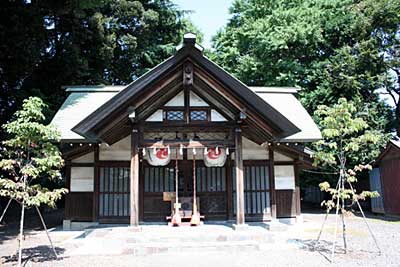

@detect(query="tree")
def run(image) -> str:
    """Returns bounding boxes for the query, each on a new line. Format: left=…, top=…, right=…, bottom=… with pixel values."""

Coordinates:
left=0, top=0, right=196, bottom=135
left=211, top=0, right=399, bottom=134
left=313, top=98, right=384, bottom=258
left=0, top=97, right=67, bottom=266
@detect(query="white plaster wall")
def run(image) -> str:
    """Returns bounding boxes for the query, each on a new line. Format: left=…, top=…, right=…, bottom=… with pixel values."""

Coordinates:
left=165, top=91, right=184, bottom=106
left=211, top=109, right=227, bottom=122
left=99, top=136, right=130, bottom=161
left=274, top=151, right=293, bottom=161
left=146, top=109, right=163, bottom=122
left=190, top=91, right=209, bottom=106
left=70, top=167, right=94, bottom=192
left=274, top=165, right=295, bottom=190
left=242, top=137, right=269, bottom=160
left=71, top=152, right=94, bottom=163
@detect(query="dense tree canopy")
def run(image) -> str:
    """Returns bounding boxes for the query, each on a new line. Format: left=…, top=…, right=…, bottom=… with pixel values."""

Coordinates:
left=0, top=0, right=194, bottom=132
left=212, top=0, right=400, bottom=135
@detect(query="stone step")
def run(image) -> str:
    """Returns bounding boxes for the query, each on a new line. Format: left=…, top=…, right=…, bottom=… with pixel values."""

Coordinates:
left=126, top=241, right=261, bottom=256
left=83, top=229, right=273, bottom=244
left=67, top=239, right=262, bottom=257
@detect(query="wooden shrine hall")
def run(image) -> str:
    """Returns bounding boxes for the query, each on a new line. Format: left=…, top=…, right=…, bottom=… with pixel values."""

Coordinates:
left=51, top=33, right=321, bottom=228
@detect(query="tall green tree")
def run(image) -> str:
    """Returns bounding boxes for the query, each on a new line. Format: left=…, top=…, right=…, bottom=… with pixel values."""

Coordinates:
left=0, top=97, right=67, bottom=266
left=211, top=0, right=399, bottom=134
left=0, top=0, right=195, bottom=133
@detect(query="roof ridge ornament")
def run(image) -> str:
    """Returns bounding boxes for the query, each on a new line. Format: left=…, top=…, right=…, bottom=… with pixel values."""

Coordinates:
left=183, top=32, right=197, bottom=45
left=176, top=33, right=204, bottom=52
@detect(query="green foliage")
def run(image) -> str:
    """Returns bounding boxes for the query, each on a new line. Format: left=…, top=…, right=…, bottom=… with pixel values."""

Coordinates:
left=313, top=98, right=385, bottom=211
left=0, top=0, right=199, bottom=134
left=313, top=98, right=388, bottom=170
left=0, top=97, right=67, bottom=208
left=211, top=0, right=399, bottom=135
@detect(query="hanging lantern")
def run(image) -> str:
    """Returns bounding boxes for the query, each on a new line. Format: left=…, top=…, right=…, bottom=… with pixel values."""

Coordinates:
left=147, top=147, right=171, bottom=166
left=204, top=147, right=227, bottom=167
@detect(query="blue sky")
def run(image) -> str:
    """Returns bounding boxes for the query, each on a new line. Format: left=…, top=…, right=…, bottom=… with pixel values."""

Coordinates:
left=173, top=0, right=234, bottom=49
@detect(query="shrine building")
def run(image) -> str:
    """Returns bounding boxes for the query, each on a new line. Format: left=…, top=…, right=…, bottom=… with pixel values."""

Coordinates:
left=51, top=33, right=321, bottom=228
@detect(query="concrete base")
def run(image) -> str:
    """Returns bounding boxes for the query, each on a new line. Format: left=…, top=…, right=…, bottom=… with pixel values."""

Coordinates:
left=278, top=216, right=303, bottom=225
left=296, top=215, right=304, bottom=224
left=232, top=223, right=249, bottom=231
left=128, top=226, right=142, bottom=232
left=63, top=220, right=99, bottom=231
left=262, top=220, right=288, bottom=231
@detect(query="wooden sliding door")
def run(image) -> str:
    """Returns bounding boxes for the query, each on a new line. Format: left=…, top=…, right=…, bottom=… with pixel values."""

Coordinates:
left=98, top=166, right=130, bottom=222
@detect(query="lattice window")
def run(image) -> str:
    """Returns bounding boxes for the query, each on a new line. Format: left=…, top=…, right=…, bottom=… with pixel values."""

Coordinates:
left=165, top=110, right=184, bottom=121
left=190, top=110, right=207, bottom=121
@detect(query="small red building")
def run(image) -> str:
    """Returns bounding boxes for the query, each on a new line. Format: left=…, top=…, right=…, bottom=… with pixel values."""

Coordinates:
left=370, top=139, right=400, bottom=215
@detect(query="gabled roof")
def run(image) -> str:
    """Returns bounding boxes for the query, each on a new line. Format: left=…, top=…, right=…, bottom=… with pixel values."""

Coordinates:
left=51, top=85, right=321, bottom=142
left=374, top=138, right=400, bottom=164
left=69, top=34, right=302, bottom=143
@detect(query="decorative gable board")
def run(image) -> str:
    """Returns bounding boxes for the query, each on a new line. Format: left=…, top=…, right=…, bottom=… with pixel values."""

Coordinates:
left=145, top=89, right=229, bottom=122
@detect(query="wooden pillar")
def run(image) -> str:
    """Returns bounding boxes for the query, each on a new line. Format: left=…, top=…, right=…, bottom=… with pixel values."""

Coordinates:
left=234, top=128, right=245, bottom=225
left=294, top=161, right=301, bottom=216
left=226, top=157, right=233, bottom=220
left=65, top=160, right=71, bottom=220
left=269, top=147, right=277, bottom=219
left=93, top=145, right=99, bottom=221
left=130, top=128, right=140, bottom=227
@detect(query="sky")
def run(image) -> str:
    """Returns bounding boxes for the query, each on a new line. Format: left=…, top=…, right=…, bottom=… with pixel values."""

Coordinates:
left=173, top=0, right=234, bottom=49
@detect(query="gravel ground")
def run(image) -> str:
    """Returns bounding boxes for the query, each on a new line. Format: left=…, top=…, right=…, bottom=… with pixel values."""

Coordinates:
left=1, top=212, right=399, bottom=267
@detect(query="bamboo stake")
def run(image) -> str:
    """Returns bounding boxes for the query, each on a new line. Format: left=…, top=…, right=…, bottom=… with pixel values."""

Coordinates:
left=315, top=179, right=340, bottom=249
left=0, top=198, right=12, bottom=224
left=341, top=175, right=347, bottom=254
left=347, top=181, right=381, bottom=254
left=331, top=174, right=342, bottom=262
left=18, top=203, right=25, bottom=267
left=35, top=206, right=58, bottom=259
left=341, top=207, right=347, bottom=254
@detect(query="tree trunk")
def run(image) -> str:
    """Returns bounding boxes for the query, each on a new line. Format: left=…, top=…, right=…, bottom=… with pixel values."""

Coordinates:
left=18, top=203, right=25, bottom=267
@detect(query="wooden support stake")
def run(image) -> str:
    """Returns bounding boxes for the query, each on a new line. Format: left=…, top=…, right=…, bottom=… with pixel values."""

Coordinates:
left=0, top=198, right=12, bottom=224
left=18, top=203, right=25, bottom=267
left=35, top=206, right=58, bottom=259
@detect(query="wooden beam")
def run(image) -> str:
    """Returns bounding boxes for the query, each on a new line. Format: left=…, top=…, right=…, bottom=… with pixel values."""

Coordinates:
left=140, top=122, right=236, bottom=132
left=269, top=147, right=277, bottom=219
left=140, top=139, right=234, bottom=148
left=234, top=128, right=245, bottom=225
left=130, top=128, right=140, bottom=227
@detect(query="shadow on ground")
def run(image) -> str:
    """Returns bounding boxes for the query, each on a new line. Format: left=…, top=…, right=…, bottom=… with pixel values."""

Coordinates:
left=288, top=238, right=347, bottom=262
left=1, top=245, right=66, bottom=265
left=0, top=208, right=63, bottom=245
